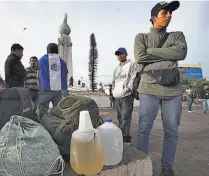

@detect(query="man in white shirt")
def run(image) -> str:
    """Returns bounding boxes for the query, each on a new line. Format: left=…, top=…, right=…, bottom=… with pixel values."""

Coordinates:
left=112, top=47, right=138, bottom=144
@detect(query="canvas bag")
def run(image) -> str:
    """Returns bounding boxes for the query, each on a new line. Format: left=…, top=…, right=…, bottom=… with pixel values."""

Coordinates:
left=0, top=88, right=36, bottom=130
left=40, top=95, right=104, bottom=161
left=0, top=115, right=65, bottom=176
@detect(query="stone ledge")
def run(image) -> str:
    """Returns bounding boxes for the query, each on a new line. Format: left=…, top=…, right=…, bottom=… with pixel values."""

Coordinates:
left=68, top=90, right=106, bottom=97
left=64, top=144, right=153, bottom=176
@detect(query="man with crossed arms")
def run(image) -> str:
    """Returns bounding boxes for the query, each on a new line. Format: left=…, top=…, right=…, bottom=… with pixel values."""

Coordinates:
left=134, top=1, right=187, bottom=176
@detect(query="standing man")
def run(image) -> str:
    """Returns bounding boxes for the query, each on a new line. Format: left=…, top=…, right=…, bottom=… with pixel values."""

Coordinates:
left=24, top=56, right=39, bottom=114
left=199, top=84, right=209, bottom=113
left=69, top=76, right=74, bottom=87
left=37, top=43, right=68, bottom=119
left=108, top=84, right=115, bottom=109
left=185, top=86, right=193, bottom=112
left=5, top=44, right=26, bottom=88
left=134, top=1, right=187, bottom=176
left=112, top=47, right=138, bottom=144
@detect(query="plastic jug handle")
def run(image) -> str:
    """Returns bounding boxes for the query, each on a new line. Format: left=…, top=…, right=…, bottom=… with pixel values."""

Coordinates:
left=93, top=129, right=101, bottom=146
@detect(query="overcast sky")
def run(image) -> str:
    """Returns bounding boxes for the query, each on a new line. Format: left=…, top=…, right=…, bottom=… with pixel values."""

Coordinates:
left=0, top=0, right=208, bottom=84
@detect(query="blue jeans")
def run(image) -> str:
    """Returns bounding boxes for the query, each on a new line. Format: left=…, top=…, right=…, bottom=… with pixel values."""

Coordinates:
left=115, top=95, right=134, bottom=137
left=38, top=90, right=62, bottom=119
left=137, top=94, right=182, bottom=169
left=202, top=99, right=209, bottom=112
left=186, top=95, right=193, bottom=111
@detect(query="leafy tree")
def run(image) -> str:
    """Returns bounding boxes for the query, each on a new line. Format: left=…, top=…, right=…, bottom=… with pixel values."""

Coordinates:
left=182, top=77, right=209, bottom=94
left=88, top=33, right=98, bottom=92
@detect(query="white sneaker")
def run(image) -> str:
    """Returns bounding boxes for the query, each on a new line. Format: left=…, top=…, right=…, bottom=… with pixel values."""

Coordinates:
left=188, top=111, right=192, bottom=112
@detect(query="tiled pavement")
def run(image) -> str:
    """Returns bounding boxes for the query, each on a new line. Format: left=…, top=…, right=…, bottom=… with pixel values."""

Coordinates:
left=98, top=106, right=209, bottom=176
left=64, top=105, right=209, bottom=176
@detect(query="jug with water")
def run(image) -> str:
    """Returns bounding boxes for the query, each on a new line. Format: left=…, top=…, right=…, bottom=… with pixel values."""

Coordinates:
left=97, top=119, right=123, bottom=166
left=70, top=111, right=104, bottom=176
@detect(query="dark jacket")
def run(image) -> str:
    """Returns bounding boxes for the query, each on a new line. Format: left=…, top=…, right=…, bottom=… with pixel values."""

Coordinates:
left=200, top=88, right=209, bottom=99
left=5, top=53, right=26, bottom=88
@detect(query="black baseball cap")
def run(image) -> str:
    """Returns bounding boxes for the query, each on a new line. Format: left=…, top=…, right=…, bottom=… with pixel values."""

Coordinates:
left=151, top=1, right=180, bottom=18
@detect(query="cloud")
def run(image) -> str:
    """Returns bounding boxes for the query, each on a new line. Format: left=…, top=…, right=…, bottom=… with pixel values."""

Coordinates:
left=0, top=1, right=208, bottom=83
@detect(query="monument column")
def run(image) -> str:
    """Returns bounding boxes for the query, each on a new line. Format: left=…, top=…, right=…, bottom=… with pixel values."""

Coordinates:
left=58, top=13, right=73, bottom=81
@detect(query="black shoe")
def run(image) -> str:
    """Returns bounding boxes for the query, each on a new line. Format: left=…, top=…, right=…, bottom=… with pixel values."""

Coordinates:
left=160, top=168, right=175, bottom=176
left=123, top=136, right=132, bottom=144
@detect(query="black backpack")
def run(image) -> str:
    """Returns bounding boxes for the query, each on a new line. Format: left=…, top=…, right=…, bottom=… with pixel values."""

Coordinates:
left=0, top=87, right=36, bottom=130
left=131, top=71, right=143, bottom=100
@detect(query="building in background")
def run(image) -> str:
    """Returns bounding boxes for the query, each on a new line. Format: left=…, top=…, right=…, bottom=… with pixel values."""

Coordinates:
left=178, top=64, right=203, bottom=80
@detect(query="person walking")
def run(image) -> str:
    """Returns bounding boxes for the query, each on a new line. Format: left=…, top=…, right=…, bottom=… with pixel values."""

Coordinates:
left=186, top=87, right=193, bottom=112
left=108, top=84, right=115, bottom=109
left=199, top=84, right=209, bottom=113
left=134, top=1, right=187, bottom=176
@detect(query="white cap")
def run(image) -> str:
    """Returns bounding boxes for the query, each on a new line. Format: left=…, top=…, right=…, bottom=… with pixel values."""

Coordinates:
left=78, top=111, right=93, bottom=132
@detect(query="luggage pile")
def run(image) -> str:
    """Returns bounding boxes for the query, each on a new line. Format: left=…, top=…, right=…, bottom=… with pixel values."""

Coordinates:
left=0, top=87, right=106, bottom=175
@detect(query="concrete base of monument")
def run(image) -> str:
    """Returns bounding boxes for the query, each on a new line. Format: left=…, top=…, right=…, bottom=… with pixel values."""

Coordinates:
left=65, top=144, right=153, bottom=176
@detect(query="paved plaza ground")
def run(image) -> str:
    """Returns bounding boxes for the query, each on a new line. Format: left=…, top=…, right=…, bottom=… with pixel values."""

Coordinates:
left=64, top=95, right=209, bottom=176
left=98, top=106, right=209, bottom=176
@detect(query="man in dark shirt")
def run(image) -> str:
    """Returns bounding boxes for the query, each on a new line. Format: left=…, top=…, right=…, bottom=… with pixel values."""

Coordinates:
left=69, top=76, right=74, bottom=87
left=25, top=56, right=39, bottom=114
left=108, top=84, right=115, bottom=109
left=134, top=1, right=187, bottom=176
left=199, top=84, right=209, bottom=113
left=4, top=44, right=26, bottom=88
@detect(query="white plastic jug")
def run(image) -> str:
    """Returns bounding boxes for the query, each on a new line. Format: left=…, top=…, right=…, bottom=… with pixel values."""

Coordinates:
left=97, top=119, right=123, bottom=166
left=70, top=111, right=104, bottom=176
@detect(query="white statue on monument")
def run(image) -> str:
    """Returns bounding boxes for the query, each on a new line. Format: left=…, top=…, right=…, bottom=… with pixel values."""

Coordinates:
left=58, top=13, right=73, bottom=84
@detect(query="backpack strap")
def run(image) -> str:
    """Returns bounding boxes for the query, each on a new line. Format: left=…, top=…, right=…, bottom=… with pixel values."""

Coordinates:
left=132, top=33, right=169, bottom=99
left=54, top=121, right=69, bottom=139
left=97, top=116, right=104, bottom=126
left=15, top=88, right=24, bottom=116
left=158, top=33, right=169, bottom=48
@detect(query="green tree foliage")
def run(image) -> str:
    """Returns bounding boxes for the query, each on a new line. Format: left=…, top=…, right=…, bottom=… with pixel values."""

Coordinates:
left=182, top=77, right=209, bottom=94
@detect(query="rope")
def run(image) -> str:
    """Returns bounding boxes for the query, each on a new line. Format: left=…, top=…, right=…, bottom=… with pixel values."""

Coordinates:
left=0, top=117, right=13, bottom=176
left=16, top=121, right=25, bottom=176
left=44, top=155, right=65, bottom=176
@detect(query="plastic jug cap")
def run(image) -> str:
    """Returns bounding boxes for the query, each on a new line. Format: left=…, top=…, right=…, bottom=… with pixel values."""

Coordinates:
left=105, top=119, right=112, bottom=123
left=78, top=111, right=93, bottom=132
